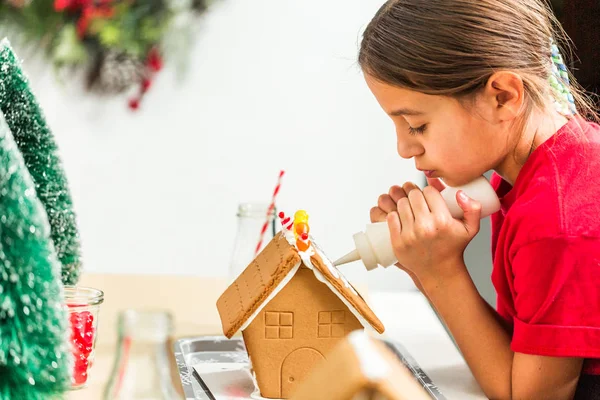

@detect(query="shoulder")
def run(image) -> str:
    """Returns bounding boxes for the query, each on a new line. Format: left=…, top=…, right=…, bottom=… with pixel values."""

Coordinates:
left=507, top=119, right=600, bottom=245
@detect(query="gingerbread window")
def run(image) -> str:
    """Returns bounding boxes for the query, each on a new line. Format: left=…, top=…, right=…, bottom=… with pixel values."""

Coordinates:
left=264, top=311, right=294, bottom=339
left=317, top=310, right=346, bottom=338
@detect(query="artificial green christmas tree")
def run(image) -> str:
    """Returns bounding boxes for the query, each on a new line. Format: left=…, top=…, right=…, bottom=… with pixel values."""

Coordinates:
left=0, top=109, right=71, bottom=399
left=0, top=38, right=82, bottom=285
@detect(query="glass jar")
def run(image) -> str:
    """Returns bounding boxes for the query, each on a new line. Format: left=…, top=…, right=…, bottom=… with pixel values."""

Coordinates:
left=64, top=286, right=104, bottom=389
left=228, top=203, right=277, bottom=282
left=103, top=310, right=181, bottom=400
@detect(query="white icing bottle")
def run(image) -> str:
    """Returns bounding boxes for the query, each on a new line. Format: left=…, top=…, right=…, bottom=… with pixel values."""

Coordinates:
left=333, top=176, right=501, bottom=271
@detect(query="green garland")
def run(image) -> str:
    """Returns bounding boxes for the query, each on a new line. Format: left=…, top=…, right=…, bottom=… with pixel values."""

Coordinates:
left=0, top=0, right=211, bottom=106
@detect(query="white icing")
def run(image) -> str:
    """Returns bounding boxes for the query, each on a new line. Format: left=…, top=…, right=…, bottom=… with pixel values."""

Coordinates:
left=239, top=262, right=302, bottom=332
left=315, top=247, right=358, bottom=296
left=347, top=330, right=390, bottom=380
left=235, top=233, right=377, bottom=336
left=285, top=231, right=355, bottom=294
left=282, top=229, right=296, bottom=245
left=298, top=250, right=372, bottom=331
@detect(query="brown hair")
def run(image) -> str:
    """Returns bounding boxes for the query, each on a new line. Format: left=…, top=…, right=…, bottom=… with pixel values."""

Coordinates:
left=358, top=0, right=598, bottom=124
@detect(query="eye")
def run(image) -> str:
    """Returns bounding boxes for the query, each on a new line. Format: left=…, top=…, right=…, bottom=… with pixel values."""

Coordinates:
left=408, top=124, right=427, bottom=135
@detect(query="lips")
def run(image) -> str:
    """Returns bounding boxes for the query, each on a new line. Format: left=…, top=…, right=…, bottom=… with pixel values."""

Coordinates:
left=419, top=169, right=436, bottom=178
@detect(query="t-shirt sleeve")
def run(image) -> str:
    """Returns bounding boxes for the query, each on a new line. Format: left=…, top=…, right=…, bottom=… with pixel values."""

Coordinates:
left=510, top=236, right=600, bottom=358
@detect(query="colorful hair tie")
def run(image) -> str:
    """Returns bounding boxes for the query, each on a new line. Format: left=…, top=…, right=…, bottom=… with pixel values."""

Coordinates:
left=549, top=39, right=577, bottom=116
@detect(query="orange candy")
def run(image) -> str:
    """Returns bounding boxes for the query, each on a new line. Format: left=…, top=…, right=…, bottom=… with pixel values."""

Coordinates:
left=296, top=238, right=311, bottom=252
left=294, top=221, right=309, bottom=237
left=293, top=210, right=311, bottom=251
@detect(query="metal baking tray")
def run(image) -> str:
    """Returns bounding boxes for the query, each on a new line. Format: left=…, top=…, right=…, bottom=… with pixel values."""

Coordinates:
left=174, top=335, right=446, bottom=399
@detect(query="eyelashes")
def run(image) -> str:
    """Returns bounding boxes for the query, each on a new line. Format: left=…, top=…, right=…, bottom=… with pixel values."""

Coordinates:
left=408, top=124, right=427, bottom=135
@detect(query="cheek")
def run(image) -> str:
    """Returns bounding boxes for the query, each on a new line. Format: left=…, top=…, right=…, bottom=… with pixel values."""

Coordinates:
left=433, top=120, right=471, bottom=154
left=466, top=117, right=507, bottom=156
left=443, top=110, right=491, bottom=152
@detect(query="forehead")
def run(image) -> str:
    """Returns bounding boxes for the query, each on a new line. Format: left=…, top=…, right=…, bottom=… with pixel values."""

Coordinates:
left=363, top=72, right=446, bottom=114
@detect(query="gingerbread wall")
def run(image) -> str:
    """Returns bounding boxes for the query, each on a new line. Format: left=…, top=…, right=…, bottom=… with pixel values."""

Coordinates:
left=242, top=265, right=363, bottom=398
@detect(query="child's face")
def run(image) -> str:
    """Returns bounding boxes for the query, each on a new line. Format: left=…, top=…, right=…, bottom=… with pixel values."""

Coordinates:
left=364, top=73, right=512, bottom=187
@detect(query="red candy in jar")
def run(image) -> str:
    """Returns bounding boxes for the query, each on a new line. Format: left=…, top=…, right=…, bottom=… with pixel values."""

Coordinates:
left=69, top=308, right=96, bottom=386
left=64, top=286, right=104, bottom=389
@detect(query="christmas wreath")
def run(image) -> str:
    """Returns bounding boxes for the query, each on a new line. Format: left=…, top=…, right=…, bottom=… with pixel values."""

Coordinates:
left=0, top=0, right=211, bottom=110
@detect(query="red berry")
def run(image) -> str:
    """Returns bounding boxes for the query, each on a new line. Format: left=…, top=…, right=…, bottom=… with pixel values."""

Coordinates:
left=147, top=48, right=163, bottom=72
left=128, top=99, right=140, bottom=110
left=141, top=78, right=152, bottom=92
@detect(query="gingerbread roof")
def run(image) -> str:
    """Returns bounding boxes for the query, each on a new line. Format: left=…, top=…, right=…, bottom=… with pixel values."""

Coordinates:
left=217, top=232, right=385, bottom=338
left=290, top=331, right=431, bottom=400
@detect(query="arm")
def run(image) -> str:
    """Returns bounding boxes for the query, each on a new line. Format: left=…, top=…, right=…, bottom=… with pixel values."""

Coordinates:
left=372, top=181, right=584, bottom=398
left=423, top=260, right=582, bottom=399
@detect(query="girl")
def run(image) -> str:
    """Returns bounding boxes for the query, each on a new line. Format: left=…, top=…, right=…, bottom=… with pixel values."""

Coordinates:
left=361, top=1, right=600, bottom=399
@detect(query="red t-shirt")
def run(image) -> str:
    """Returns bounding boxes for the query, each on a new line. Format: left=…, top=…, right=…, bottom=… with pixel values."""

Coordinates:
left=491, top=117, right=600, bottom=375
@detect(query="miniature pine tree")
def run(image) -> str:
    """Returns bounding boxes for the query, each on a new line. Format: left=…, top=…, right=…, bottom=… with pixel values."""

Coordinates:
left=0, top=109, right=71, bottom=399
left=0, top=39, right=82, bottom=285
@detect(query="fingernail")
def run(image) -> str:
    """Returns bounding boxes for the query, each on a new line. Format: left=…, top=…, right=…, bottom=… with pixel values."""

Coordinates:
left=457, top=190, right=469, bottom=202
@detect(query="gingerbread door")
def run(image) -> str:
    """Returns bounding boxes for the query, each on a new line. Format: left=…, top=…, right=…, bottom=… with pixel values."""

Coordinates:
left=280, top=347, right=324, bottom=397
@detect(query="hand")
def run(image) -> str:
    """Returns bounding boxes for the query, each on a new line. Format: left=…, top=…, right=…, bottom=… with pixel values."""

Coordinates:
left=386, top=177, right=482, bottom=285
left=370, top=181, right=421, bottom=223
left=370, top=182, right=424, bottom=288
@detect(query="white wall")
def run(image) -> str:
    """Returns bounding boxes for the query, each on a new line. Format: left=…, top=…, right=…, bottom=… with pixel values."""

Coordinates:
left=10, top=0, right=425, bottom=291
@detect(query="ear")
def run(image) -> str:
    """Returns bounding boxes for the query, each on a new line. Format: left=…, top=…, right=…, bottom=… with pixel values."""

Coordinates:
left=481, top=71, right=524, bottom=123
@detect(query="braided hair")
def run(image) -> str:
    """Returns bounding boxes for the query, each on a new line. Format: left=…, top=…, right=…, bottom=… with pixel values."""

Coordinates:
left=549, top=39, right=577, bottom=116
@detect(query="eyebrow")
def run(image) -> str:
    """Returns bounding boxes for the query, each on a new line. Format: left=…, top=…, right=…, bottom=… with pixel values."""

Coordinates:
left=389, top=108, right=424, bottom=116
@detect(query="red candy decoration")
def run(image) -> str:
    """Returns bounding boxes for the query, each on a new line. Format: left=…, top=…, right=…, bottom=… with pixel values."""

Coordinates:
left=69, top=309, right=96, bottom=386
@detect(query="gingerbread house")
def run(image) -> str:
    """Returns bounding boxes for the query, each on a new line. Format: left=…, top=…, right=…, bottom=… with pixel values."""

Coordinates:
left=217, top=214, right=385, bottom=399
left=290, top=330, right=431, bottom=400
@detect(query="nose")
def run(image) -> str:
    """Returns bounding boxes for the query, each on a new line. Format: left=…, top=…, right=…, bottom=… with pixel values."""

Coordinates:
left=396, top=139, right=424, bottom=160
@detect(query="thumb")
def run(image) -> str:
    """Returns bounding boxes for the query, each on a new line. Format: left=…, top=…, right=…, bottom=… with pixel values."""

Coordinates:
left=456, top=190, right=482, bottom=234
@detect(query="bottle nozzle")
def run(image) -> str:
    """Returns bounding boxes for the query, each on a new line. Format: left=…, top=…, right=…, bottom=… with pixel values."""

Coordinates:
left=333, top=249, right=361, bottom=267
left=335, top=224, right=396, bottom=271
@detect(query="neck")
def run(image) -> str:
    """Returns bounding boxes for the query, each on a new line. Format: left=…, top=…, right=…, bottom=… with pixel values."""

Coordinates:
left=494, top=110, right=569, bottom=186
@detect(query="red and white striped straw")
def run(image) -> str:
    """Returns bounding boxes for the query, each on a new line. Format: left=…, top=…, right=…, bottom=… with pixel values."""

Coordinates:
left=255, top=170, right=285, bottom=255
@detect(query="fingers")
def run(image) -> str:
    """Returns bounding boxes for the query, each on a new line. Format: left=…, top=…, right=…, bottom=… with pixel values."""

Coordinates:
left=402, top=181, right=420, bottom=193
left=374, top=182, right=425, bottom=226
left=407, top=187, right=430, bottom=217
left=423, top=185, right=451, bottom=218
left=388, top=185, right=407, bottom=203
left=377, top=193, right=397, bottom=214
left=456, top=190, right=482, bottom=236
left=382, top=182, right=419, bottom=210
left=370, top=206, right=388, bottom=223
left=397, top=197, right=414, bottom=228
left=387, top=211, right=402, bottom=242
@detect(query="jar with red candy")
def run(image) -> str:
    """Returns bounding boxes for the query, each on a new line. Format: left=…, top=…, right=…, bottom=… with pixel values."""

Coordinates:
left=64, top=286, right=104, bottom=389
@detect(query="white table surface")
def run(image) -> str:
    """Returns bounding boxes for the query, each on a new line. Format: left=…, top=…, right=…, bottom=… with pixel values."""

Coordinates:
left=369, top=291, right=486, bottom=400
